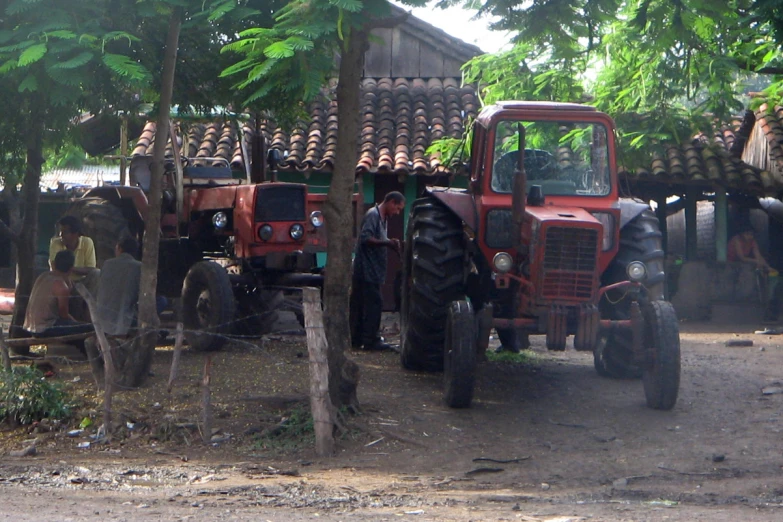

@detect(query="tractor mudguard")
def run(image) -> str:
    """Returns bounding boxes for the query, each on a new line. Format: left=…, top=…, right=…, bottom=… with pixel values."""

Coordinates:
left=426, top=187, right=477, bottom=231
left=618, top=198, right=651, bottom=229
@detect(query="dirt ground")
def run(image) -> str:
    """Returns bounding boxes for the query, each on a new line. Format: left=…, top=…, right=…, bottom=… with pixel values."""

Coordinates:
left=3, top=314, right=783, bottom=521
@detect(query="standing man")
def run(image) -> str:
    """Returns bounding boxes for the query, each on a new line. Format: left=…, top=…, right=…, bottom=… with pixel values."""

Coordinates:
left=350, top=191, right=406, bottom=351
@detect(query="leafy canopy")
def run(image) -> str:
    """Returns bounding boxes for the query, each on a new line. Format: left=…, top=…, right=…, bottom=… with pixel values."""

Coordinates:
left=222, top=0, right=425, bottom=121
left=442, top=0, right=783, bottom=169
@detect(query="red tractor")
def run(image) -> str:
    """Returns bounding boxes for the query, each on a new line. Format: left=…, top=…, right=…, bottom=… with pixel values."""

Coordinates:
left=401, top=101, right=680, bottom=410
left=68, top=131, right=348, bottom=351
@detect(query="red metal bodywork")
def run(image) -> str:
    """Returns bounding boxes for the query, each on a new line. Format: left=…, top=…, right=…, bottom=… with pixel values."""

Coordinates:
left=183, top=183, right=311, bottom=260
left=471, top=103, right=621, bottom=307
left=425, top=102, right=632, bottom=337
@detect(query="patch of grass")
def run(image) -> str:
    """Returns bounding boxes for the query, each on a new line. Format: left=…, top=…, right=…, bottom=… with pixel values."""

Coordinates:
left=486, top=349, right=541, bottom=365
left=0, top=367, right=72, bottom=425
left=254, top=406, right=314, bottom=452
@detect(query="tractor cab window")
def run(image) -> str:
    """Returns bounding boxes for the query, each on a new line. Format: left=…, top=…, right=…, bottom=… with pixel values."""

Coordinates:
left=490, top=120, right=611, bottom=197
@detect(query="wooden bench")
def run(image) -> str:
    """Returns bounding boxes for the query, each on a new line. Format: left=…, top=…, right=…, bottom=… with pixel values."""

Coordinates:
left=5, top=332, right=94, bottom=361
left=5, top=332, right=94, bottom=349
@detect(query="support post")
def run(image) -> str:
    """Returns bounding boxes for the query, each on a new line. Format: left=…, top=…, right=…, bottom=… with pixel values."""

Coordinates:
left=119, top=116, right=128, bottom=186
left=715, top=188, right=728, bottom=263
left=303, top=287, right=335, bottom=457
left=685, top=188, right=699, bottom=261
left=655, top=192, right=668, bottom=259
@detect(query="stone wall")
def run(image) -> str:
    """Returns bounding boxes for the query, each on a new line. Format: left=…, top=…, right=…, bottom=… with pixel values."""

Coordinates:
left=670, top=261, right=767, bottom=322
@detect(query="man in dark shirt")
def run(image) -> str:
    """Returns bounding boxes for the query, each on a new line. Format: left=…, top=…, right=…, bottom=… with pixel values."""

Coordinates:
left=350, top=191, right=405, bottom=351
left=96, top=236, right=143, bottom=336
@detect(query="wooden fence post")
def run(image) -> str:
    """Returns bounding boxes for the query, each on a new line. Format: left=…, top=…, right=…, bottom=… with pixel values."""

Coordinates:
left=0, top=325, right=11, bottom=373
left=201, top=355, right=212, bottom=444
left=303, top=287, right=335, bottom=457
left=167, top=322, right=184, bottom=392
left=75, top=283, right=114, bottom=439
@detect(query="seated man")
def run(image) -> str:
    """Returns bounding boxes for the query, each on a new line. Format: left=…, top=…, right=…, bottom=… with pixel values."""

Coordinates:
left=96, top=236, right=142, bottom=336
left=728, top=225, right=772, bottom=270
left=50, top=215, right=100, bottom=320
left=728, top=225, right=779, bottom=321
left=24, top=250, right=93, bottom=339
left=95, top=236, right=167, bottom=336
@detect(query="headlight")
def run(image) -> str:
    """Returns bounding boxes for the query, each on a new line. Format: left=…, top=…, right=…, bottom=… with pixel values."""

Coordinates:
left=590, top=212, right=615, bottom=251
left=626, top=261, right=648, bottom=283
left=258, top=224, right=273, bottom=241
left=212, top=211, right=228, bottom=229
left=290, top=223, right=304, bottom=240
left=493, top=252, right=513, bottom=273
left=310, top=210, right=324, bottom=228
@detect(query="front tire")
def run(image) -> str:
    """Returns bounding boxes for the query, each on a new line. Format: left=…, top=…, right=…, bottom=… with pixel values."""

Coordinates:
left=642, top=300, right=681, bottom=410
left=182, top=261, right=236, bottom=351
left=443, top=300, right=477, bottom=408
left=596, top=208, right=665, bottom=378
left=400, top=199, right=467, bottom=372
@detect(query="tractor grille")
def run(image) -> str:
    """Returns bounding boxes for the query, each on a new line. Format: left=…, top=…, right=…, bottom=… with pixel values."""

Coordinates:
left=541, top=227, right=598, bottom=300
left=255, top=185, right=306, bottom=222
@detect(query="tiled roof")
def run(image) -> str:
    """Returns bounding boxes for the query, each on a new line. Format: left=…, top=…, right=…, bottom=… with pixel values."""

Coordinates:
left=746, top=103, right=783, bottom=173
left=131, top=78, right=479, bottom=177
left=132, top=121, right=252, bottom=171
left=621, top=113, right=780, bottom=197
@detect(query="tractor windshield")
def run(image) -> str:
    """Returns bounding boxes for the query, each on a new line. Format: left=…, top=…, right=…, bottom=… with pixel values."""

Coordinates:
left=490, top=119, right=611, bottom=196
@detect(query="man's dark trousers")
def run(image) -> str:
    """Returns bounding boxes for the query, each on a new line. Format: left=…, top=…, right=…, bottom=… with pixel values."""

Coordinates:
left=350, top=270, right=383, bottom=348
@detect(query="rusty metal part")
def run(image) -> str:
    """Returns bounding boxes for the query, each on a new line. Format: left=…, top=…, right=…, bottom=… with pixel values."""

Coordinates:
left=546, top=305, right=568, bottom=351
left=476, top=304, right=494, bottom=355
left=630, top=300, right=644, bottom=365
left=573, top=304, right=600, bottom=351
left=493, top=317, right=538, bottom=329
left=599, top=319, right=632, bottom=331
left=494, top=272, right=535, bottom=293
left=596, top=280, right=642, bottom=301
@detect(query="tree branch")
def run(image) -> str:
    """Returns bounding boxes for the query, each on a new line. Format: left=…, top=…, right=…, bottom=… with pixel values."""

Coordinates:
left=733, top=60, right=783, bottom=76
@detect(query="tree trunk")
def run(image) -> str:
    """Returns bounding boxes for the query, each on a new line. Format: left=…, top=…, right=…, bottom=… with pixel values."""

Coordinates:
left=10, top=105, right=43, bottom=340
left=321, top=28, right=369, bottom=409
left=132, top=9, right=182, bottom=381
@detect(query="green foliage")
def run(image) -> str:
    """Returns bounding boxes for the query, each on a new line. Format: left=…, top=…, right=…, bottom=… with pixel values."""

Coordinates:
left=253, top=406, right=314, bottom=451
left=486, top=348, right=540, bottom=366
left=446, top=0, right=783, bottom=171
left=0, top=367, right=72, bottom=425
left=222, top=0, right=418, bottom=119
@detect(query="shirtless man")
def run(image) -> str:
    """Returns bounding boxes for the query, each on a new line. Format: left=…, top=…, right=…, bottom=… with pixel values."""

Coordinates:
left=24, top=250, right=93, bottom=338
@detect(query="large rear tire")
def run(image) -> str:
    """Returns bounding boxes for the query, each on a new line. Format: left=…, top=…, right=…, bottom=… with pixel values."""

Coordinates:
left=443, top=300, right=477, bottom=408
left=596, top=208, right=665, bottom=379
left=400, top=198, right=467, bottom=372
left=642, top=300, right=681, bottom=410
left=66, top=198, right=131, bottom=267
left=182, top=261, right=236, bottom=351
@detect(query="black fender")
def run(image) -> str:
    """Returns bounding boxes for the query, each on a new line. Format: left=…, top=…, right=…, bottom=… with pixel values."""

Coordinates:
left=426, top=187, right=477, bottom=231
left=618, top=198, right=652, bottom=229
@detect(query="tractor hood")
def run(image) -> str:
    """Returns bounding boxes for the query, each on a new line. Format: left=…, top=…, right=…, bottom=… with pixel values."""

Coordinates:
left=525, top=205, right=601, bottom=227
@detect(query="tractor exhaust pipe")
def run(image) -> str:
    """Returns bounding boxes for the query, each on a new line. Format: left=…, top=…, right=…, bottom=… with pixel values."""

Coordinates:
left=511, top=125, right=527, bottom=251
